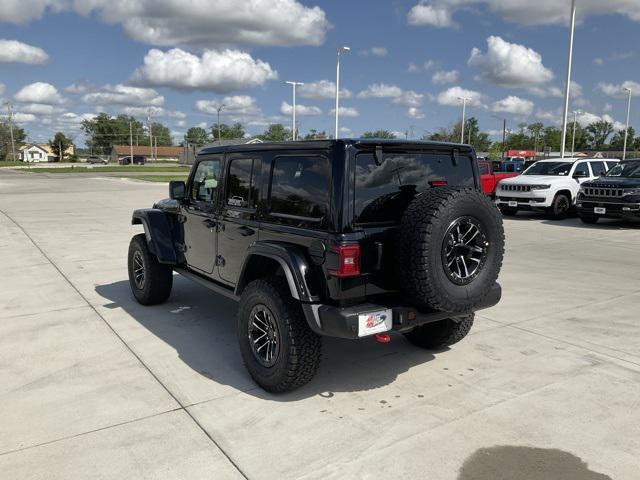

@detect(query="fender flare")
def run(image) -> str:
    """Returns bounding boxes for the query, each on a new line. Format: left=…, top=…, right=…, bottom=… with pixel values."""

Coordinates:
left=235, top=241, right=319, bottom=303
left=132, top=209, right=177, bottom=264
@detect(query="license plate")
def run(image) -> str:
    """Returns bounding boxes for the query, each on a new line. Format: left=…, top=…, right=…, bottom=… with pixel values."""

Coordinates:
left=508, top=201, right=518, bottom=207
left=594, top=207, right=606, bottom=214
left=358, top=310, right=392, bottom=337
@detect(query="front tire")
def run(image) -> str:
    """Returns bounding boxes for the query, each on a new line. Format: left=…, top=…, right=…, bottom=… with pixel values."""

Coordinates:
left=404, top=315, right=474, bottom=350
left=237, top=277, right=321, bottom=393
left=128, top=234, right=173, bottom=305
left=548, top=193, right=571, bottom=220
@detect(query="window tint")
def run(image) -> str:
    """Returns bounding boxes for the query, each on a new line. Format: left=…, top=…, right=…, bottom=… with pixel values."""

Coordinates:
left=269, top=155, right=330, bottom=222
left=605, top=161, right=618, bottom=171
left=226, top=158, right=257, bottom=209
left=479, top=163, right=490, bottom=175
left=574, top=162, right=590, bottom=177
left=354, top=152, right=475, bottom=223
left=590, top=161, right=606, bottom=177
left=191, top=159, right=221, bottom=202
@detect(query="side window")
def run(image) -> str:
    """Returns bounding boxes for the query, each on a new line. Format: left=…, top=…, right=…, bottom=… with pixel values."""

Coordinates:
left=226, top=158, right=257, bottom=209
left=590, top=161, right=606, bottom=177
left=269, top=155, right=330, bottom=224
left=478, top=163, right=490, bottom=175
left=190, top=159, right=221, bottom=203
left=605, top=161, right=618, bottom=171
left=574, top=162, right=590, bottom=177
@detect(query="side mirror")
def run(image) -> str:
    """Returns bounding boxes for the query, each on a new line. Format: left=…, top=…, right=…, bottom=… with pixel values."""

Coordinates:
left=169, top=181, right=186, bottom=200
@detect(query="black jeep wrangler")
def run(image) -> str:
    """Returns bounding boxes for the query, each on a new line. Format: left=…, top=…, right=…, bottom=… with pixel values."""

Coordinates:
left=128, top=140, right=504, bottom=392
left=577, top=159, right=640, bottom=223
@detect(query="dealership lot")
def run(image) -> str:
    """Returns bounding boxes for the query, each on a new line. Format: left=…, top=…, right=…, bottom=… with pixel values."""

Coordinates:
left=1, top=171, right=638, bottom=479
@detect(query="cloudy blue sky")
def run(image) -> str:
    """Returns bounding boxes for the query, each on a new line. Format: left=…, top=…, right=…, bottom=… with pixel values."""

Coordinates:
left=1, top=0, right=639, bottom=144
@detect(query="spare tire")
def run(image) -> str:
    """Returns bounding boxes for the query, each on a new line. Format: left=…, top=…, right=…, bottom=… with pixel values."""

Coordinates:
left=395, top=187, right=504, bottom=313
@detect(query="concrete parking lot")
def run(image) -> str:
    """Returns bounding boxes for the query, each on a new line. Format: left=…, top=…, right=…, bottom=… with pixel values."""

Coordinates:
left=1, top=170, right=638, bottom=479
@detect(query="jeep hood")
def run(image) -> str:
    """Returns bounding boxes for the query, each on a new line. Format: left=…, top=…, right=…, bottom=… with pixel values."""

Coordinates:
left=499, top=175, right=575, bottom=186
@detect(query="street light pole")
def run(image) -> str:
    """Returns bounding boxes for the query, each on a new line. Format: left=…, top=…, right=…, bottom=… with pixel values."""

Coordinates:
left=458, top=97, right=468, bottom=144
left=129, top=120, right=134, bottom=164
left=146, top=110, right=153, bottom=163
left=561, top=0, right=577, bottom=158
left=216, top=104, right=226, bottom=145
left=286, top=81, right=304, bottom=141
left=335, top=46, right=350, bottom=140
left=4, top=102, right=16, bottom=162
left=623, top=87, right=632, bottom=160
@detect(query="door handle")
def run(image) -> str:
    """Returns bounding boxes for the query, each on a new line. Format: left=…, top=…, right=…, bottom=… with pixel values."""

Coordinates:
left=238, top=226, right=255, bottom=237
left=203, top=218, right=217, bottom=228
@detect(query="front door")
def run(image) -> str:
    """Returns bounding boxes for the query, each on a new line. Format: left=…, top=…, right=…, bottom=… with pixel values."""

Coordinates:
left=182, top=157, right=221, bottom=275
left=217, top=154, right=260, bottom=285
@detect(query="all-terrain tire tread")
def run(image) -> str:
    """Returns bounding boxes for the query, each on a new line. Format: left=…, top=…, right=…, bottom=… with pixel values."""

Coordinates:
left=128, top=233, right=173, bottom=305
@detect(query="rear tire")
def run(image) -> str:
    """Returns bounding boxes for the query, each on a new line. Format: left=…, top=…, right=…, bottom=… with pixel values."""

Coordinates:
left=405, top=315, right=474, bottom=349
left=548, top=193, right=571, bottom=220
left=128, top=234, right=173, bottom=305
left=237, top=277, right=321, bottom=393
left=579, top=215, right=599, bottom=224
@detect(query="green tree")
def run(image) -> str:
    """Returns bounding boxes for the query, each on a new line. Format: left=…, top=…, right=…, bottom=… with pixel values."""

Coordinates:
left=542, top=126, right=562, bottom=151
left=0, top=120, right=27, bottom=160
left=304, top=129, right=328, bottom=140
left=609, top=127, right=635, bottom=150
left=527, top=122, right=545, bottom=152
left=361, top=130, right=397, bottom=139
left=81, top=114, right=145, bottom=154
left=149, top=122, right=172, bottom=146
left=211, top=122, right=246, bottom=141
left=49, top=132, right=73, bottom=162
left=185, top=126, right=210, bottom=147
left=259, top=124, right=291, bottom=142
left=585, top=120, right=614, bottom=149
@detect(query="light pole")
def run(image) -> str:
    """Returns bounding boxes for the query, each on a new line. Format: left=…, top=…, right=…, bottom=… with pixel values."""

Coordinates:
left=571, top=110, right=581, bottom=157
left=286, top=81, right=304, bottom=141
left=335, top=46, right=350, bottom=139
left=458, top=97, right=468, bottom=144
left=146, top=109, right=154, bottom=163
left=623, top=87, right=632, bottom=160
left=216, top=104, right=226, bottom=145
left=4, top=102, right=16, bottom=162
left=561, top=0, right=577, bottom=158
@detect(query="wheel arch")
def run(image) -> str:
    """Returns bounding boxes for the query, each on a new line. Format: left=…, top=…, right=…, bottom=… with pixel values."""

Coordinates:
left=235, top=242, right=319, bottom=303
left=132, top=209, right=178, bottom=264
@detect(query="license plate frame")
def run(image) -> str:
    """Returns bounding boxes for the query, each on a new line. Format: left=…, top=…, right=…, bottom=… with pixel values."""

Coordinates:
left=594, top=207, right=606, bottom=215
left=508, top=201, right=518, bottom=207
left=358, top=310, right=393, bottom=337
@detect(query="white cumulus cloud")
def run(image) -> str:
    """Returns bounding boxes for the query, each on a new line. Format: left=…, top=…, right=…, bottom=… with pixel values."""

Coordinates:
left=132, top=48, right=277, bottom=93
left=360, top=47, right=388, bottom=57
left=468, top=36, right=554, bottom=88
left=436, top=86, right=485, bottom=107
left=330, top=106, right=359, bottom=117
left=407, top=4, right=455, bottom=28
left=492, top=96, right=534, bottom=115
left=393, top=91, right=424, bottom=108
left=82, top=84, right=164, bottom=107
left=357, top=83, right=403, bottom=99
left=298, top=80, right=351, bottom=100
left=432, top=70, right=460, bottom=85
left=407, top=107, right=425, bottom=119
left=597, top=81, right=640, bottom=99
left=0, top=0, right=328, bottom=48
left=14, top=82, right=64, bottom=105
left=0, top=39, right=49, bottom=64
left=280, top=101, right=323, bottom=116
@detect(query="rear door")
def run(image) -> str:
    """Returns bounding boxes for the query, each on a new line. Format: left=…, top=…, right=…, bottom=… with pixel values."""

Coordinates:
left=217, top=153, right=261, bottom=285
left=182, top=156, right=222, bottom=275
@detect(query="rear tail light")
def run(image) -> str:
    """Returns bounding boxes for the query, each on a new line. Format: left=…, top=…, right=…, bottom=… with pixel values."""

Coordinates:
left=430, top=180, right=448, bottom=187
left=330, top=244, right=361, bottom=277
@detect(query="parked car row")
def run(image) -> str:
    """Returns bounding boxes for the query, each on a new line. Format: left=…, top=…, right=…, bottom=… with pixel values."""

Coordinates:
left=492, top=157, right=640, bottom=224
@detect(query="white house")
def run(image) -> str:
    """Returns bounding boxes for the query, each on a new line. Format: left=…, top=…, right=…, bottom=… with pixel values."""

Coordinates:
left=20, top=144, right=50, bottom=163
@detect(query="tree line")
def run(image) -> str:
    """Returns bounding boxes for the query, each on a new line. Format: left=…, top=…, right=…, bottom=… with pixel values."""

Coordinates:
left=3, top=113, right=640, bottom=162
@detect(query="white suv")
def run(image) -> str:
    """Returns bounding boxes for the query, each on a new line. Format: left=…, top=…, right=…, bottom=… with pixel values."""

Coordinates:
left=496, top=158, right=619, bottom=219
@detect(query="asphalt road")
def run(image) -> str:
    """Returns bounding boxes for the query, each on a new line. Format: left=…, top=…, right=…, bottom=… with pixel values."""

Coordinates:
left=1, top=172, right=638, bottom=479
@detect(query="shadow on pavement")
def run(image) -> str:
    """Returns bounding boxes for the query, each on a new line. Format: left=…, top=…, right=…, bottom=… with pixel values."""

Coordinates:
left=95, top=277, right=436, bottom=401
left=458, top=446, right=612, bottom=480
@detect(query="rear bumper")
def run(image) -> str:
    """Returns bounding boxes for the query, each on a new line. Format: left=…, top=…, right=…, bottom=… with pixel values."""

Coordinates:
left=302, top=283, right=502, bottom=339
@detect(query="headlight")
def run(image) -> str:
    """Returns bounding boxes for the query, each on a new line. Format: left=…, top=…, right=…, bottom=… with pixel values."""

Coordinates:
left=623, top=188, right=640, bottom=196
left=530, top=184, right=551, bottom=190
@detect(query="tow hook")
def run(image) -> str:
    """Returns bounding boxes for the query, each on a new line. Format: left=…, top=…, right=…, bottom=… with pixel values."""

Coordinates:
left=374, top=333, right=391, bottom=344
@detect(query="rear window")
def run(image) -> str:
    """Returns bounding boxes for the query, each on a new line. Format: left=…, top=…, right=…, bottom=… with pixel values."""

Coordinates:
left=354, top=151, right=475, bottom=224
